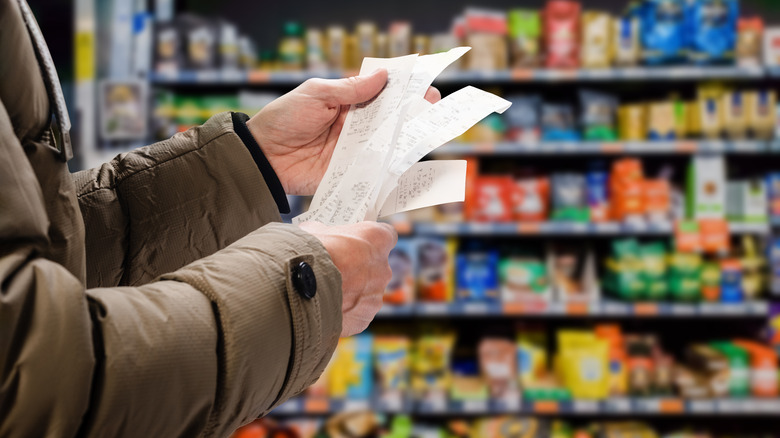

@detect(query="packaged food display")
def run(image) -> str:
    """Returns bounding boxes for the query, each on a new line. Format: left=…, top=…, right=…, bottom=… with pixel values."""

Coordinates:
left=541, top=104, right=579, bottom=141
left=543, top=1, right=581, bottom=69
left=686, top=155, right=726, bottom=220
left=579, top=90, right=618, bottom=141
left=388, top=21, right=411, bottom=58
left=508, top=10, right=542, bottom=67
left=500, top=252, right=551, bottom=303
left=505, top=95, right=542, bottom=143
left=763, top=26, right=780, bottom=67
left=479, top=338, right=520, bottom=400
left=513, top=177, right=550, bottom=221
left=473, top=177, right=515, bottom=222
left=417, top=238, right=455, bottom=302
left=385, top=239, right=417, bottom=306
left=581, top=11, right=613, bottom=68
left=464, top=9, right=508, bottom=71
left=278, top=21, right=305, bottom=70
left=328, top=335, right=373, bottom=399
left=737, top=17, right=764, bottom=67
left=612, top=16, right=641, bottom=66
left=551, top=173, right=589, bottom=221
left=637, top=0, right=687, bottom=65
left=686, top=0, right=739, bottom=65
left=374, top=336, right=411, bottom=403
left=455, top=249, right=500, bottom=302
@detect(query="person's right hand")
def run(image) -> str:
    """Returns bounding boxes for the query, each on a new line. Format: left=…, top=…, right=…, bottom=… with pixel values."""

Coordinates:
left=298, top=221, right=397, bottom=337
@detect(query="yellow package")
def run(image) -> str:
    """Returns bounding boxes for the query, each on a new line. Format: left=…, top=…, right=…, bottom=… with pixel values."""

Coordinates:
left=374, top=336, right=411, bottom=392
left=698, top=96, right=723, bottom=140
left=746, top=90, right=777, bottom=140
left=582, top=12, right=613, bottom=68
left=326, top=26, right=346, bottom=70
left=686, top=101, right=702, bottom=137
left=722, top=92, right=749, bottom=140
left=355, top=22, right=377, bottom=60
left=518, top=329, right=548, bottom=387
left=557, top=330, right=609, bottom=400
left=554, top=330, right=596, bottom=382
left=412, top=332, right=455, bottom=397
left=618, top=104, right=647, bottom=141
left=647, top=102, right=676, bottom=140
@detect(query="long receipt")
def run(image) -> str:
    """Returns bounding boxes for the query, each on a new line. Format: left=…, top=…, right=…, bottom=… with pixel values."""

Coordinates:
left=294, top=47, right=511, bottom=225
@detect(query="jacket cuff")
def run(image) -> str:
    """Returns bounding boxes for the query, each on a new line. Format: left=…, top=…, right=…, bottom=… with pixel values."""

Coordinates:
left=231, top=112, right=290, bottom=214
left=160, top=222, right=341, bottom=437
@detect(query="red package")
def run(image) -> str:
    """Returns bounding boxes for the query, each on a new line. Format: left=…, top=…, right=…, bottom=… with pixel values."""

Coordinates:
left=544, top=0, right=581, bottom=69
left=473, top=176, right=515, bottom=222
left=512, top=177, right=550, bottom=221
left=463, top=158, right=480, bottom=220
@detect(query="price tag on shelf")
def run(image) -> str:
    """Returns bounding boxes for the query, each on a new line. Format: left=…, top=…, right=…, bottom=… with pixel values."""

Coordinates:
left=494, top=397, right=522, bottom=412
left=606, top=398, right=632, bottom=413
left=749, top=301, right=769, bottom=314
left=419, top=303, right=449, bottom=316
left=424, top=397, right=447, bottom=413
left=510, top=69, right=534, bottom=80
left=603, top=302, right=630, bottom=316
left=533, top=400, right=559, bottom=413
left=274, top=399, right=300, bottom=414
left=600, top=143, right=624, bottom=154
left=699, top=303, right=722, bottom=315
left=659, top=399, right=684, bottom=413
left=462, top=400, right=488, bottom=413
left=670, top=304, right=697, bottom=315
left=470, top=223, right=493, bottom=234
left=474, top=142, right=495, bottom=153
left=517, top=223, right=542, bottom=234
left=593, top=222, right=621, bottom=234
left=344, top=399, right=370, bottom=412
left=717, top=399, right=742, bottom=413
left=248, top=70, right=271, bottom=83
left=304, top=398, right=329, bottom=413
left=721, top=303, right=747, bottom=315
left=689, top=400, right=715, bottom=413
left=637, top=398, right=660, bottom=412
left=675, top=141, right=697, bottom=153
left=634, top=303, right=659, bottom=316
left=503, top=302, right=526, bottom=315
left=462, top=302, right=491, bottom=315
left=573, top=400, right=599, bottom=413
left=566, top=302, right=590, bottom=315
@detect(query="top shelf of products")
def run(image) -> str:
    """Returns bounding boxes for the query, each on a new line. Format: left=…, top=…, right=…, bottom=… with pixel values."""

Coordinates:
left=149, top=66, right=777, bottom=86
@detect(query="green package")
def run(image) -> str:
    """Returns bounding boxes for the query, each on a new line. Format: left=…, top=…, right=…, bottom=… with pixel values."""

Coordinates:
left=709, top=342, right=750, bottom=397
left=641, top=242, right=668, bottom=301
left=508, top=10, right=541, bottom=67
left=668, top=252, right=703, bottom=302
left=605, top=239, right=646, bottom=301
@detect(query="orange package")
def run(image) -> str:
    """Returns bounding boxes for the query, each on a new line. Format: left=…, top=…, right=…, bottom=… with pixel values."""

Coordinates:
left=513, top=177, right=550, bottom=221
left=473, top=176, right=515, bottom=222
left=464, top=158, right=480, bottom=221
left=699, top=219, right=730, bottom=255
left=610, top=159, right=645, bottom=221
left=733, top=340, right=778, bottom=398
left=643, top=179, right=671, bottom=221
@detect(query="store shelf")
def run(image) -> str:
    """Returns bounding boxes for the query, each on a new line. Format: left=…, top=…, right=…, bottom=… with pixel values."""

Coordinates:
left=272, top=397, right=780, bottom=416
left=432, top=141, right=775, bottom=156
left=413, top=221, right=771, bottom=236
left=772, top=216, right=780, bottom=227
left=376, top=301, right=769, bottom=318
left=148, top=66, right=767, bottom=86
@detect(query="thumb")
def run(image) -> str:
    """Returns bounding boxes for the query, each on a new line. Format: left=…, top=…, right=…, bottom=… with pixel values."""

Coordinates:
left=325, top=69, right=388, bottom=105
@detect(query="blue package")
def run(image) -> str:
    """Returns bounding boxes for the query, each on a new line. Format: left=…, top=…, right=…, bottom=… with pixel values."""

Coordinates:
left=456, top=251, right=500, bottom=302
left=344, top=333, right=374, bottom=399
left=541, top=103, right=579, bottom=141
left=686, top=0, right=738, bottom=64
left=720, top=263, right=743, bottom=303
left=586, top=170, right=609, bottom=212
left=637, top=0, right=687, bottom=65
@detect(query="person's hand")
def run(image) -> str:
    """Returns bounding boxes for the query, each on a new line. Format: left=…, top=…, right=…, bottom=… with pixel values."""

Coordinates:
left=246, top=70, right=442, bottom=195
left=298, top=221, right=397, bottom=337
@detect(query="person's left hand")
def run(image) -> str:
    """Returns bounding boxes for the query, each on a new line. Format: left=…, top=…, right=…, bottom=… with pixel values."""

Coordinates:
left=246, top=70, right=442, bottom=195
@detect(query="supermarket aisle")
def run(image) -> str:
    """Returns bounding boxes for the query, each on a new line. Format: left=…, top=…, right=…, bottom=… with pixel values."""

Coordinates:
left=58, top=0, right=780, bottom=436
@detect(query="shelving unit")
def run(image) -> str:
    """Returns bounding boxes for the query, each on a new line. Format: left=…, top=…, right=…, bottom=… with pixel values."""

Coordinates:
left=271, top=397, right=780, bottom=416
left=376, top=301, right=770, bottom=318
left=432, top=141, right=780, bottom=156
left=411, top=221, right=771, bottom=236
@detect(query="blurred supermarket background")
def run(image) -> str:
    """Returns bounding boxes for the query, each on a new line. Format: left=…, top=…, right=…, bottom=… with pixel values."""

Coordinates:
left=33, top=0, right=780, bottom=436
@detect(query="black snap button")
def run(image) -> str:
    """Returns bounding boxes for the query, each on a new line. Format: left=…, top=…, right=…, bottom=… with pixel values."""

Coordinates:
left=292, top=261, right=317, bottom=299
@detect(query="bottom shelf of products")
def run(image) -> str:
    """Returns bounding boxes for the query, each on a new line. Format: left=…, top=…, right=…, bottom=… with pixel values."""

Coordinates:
left=235, top=414, right=778, bottom=438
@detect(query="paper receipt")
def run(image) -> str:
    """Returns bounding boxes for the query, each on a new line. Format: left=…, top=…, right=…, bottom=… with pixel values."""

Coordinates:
left=294, top=47, right=511, bottom=225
